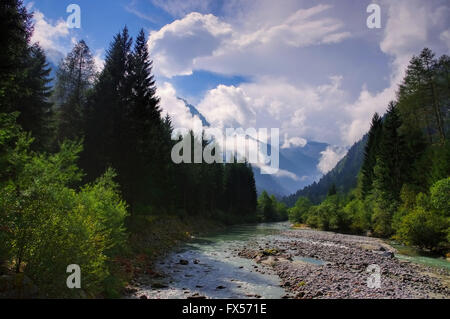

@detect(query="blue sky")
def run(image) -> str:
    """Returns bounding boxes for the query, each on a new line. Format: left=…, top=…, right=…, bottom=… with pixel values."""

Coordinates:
left=26, top=0, right=450, bottom=174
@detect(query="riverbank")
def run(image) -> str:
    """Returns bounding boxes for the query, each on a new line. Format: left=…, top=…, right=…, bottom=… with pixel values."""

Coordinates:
left=239, top=228, right=450, bottom=298
left=121, top=214, right=245, bottom=296
left=128, top=222, right=450, bottom=299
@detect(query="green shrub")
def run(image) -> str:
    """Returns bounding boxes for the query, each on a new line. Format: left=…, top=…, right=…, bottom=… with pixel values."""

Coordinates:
left=288, top=197, right=311, bottom=223
left=430, top=177, right=450, bottom=216
left=396, top=206, right=447, bottom=251
left=0, top=115, right=128, bottom=297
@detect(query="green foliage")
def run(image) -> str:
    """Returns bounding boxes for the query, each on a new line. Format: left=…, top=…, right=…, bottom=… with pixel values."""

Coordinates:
left=430, top=177, right=450, bottom=216
left=288, top=197, right=312, bottom=223
left=361, top=113, right=383, bottom=197
left=294, top=48, right=449, bottom=254
left=343, top=198, right=372, bottom=234
left=396, top=189, right=448, bottom=251
left=0, top=114, right=127, bottom=297
left=257, top=191, right=288, bottom=222
left=53, top=40, right=97, bottom=144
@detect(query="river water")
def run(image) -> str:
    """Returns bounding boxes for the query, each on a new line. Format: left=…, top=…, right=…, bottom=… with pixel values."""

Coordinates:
left=138, top=222, right=290, bottom=299
left=136, top=222, right=449, bottom=299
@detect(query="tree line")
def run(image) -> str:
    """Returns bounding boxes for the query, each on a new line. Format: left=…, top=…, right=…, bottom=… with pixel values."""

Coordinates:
left=289, top=48, right=449, bottom=253
left=0, top=0, right=258, bottom=297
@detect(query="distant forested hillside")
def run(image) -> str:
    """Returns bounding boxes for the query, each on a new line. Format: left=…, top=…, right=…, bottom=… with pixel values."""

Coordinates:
left=283, top=134, right=367, bottom=206
left=287, top=48, right=449, bottom=254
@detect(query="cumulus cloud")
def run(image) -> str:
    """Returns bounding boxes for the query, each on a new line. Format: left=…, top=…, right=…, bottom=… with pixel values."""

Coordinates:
left=148, top=12, right=232, bottom=77
left=281, top=134, right=307, bottom=149
left=149, top=0, right=450, bottom=150
left=197, top=84, right=255, bottom=128
left=317, top=146, right=347, bottom=174
left=148, top=4, right=350, bottom=78
left=342, top=0, right=450, bottom=145
left=157, top=82, right=204, bottom=132
left=30, top=9, right=70, bottom=64
left=196, top=76, right=348, bottom=145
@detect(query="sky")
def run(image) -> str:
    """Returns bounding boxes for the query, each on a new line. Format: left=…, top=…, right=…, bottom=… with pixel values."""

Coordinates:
left=25, top=0, right=450, bottom=174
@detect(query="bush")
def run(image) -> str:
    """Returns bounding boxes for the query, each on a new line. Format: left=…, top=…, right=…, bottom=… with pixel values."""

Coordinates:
left=430, top=177, right=450, bottom=216
left=0, top=115, right=128, bottom=297
left=343, top=199, right=371, bottom=234
left=288, top=197, right=311, bottom=223
left=396, top=206, right=447, bottom=251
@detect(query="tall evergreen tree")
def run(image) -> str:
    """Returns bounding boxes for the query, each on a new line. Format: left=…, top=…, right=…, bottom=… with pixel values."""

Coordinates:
left=0, top=0, right=32, bottom=110
left=361, top=113, right=383, bottom=198
left=419, top=48, right=445, bottom=143
left=53, top=40, right=97, bottom=143
left=373, top=102, right=408, bottom=203
left=83, top=27, right=133, bottom=184
left=0, top=1, right=53, bottom=149
left=16, top=44, right=53, bottom=149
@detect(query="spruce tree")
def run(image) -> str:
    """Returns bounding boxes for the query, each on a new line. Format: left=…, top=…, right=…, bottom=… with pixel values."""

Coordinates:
left=54, top=40, right=97, bottom=143
left=0, top=1, right=53, bottom=149
left=0, top=0, right=32, bottom=111
left=16, top=44, right=53, bottom=149
left=83, top=27, right=133, bottom=183
left=373, top=102, right=408, bottom=203
left=361, top=113, right=382, bottom=198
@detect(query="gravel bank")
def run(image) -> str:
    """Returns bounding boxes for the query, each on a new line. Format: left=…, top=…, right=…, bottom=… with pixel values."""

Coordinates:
left=237, top=228, right=450, bottom=299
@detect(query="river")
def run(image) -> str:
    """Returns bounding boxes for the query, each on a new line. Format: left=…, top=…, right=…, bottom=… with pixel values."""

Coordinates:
left=131, top=222, right=450, bottom=299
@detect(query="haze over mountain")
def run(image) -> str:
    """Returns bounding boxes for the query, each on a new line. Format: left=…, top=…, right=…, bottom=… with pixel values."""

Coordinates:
left=284, top=134, right=368, bottom=205
left=181, top=98, right=331, bottom=196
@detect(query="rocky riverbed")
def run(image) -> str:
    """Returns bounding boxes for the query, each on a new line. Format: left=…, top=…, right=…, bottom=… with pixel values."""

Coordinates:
left=238, top=228, right=450, bottom=299
left=127, top=223, right=450, bottom=299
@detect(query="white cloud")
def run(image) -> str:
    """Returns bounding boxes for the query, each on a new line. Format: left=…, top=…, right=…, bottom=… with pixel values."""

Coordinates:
left=196, top=76, right=348, bottom=145
left=148, top=4, right=350, bottom=78
left=342, top=0, right=450, bottom=145
left=150, top=0, right=450, bottom=150
left=224, top=4, right=351, bottom=50
left=157, top=82, right=203, bottom=132
left=93, top=49, right=105, bottom=73
left=317, top=146, right=347, bottom=174
left=30, top=9, right=70, bottom=63
left=282, top=134, right=307, bottom=149
left=197, top=84, right=255, bottom=128
left=148, top=12, right=232, bottom=77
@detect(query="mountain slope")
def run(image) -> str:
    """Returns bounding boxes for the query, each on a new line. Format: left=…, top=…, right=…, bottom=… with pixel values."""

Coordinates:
left=180, top=97, right=329, bottom=196
left=283, top=134, right=368, bottom=206
left=178, top=97, right=210, bottom=126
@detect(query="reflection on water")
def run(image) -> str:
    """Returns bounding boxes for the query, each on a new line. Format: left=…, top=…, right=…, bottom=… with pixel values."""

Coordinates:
left=138, top=223, right=450, bottom=299
left=390, top=242, right=450, bottom=271
left=140, top=222, right=290, bottom=299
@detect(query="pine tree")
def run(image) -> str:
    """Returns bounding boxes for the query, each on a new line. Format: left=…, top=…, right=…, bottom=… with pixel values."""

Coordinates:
left=419, top=48, right=445, bottom=143
left=83, top=27, right=133, bottom=183
left=361, top=113, right=383, bottom=198
left=0, top=0, right=32, bottom=111
left=0, top=1, right=53, bottom=149
left=16, top=44, right=53, bottom=149
left=54, top=40, right=97, bottom=143
left=373, top=102, right=408, bottom=203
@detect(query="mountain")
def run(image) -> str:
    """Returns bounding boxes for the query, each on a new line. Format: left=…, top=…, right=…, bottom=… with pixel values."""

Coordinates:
left=178, top=97, right=210, bottom=126
left=283, top=134, right=368, bottom=206
left=181, top=97, right=329, bottom=196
